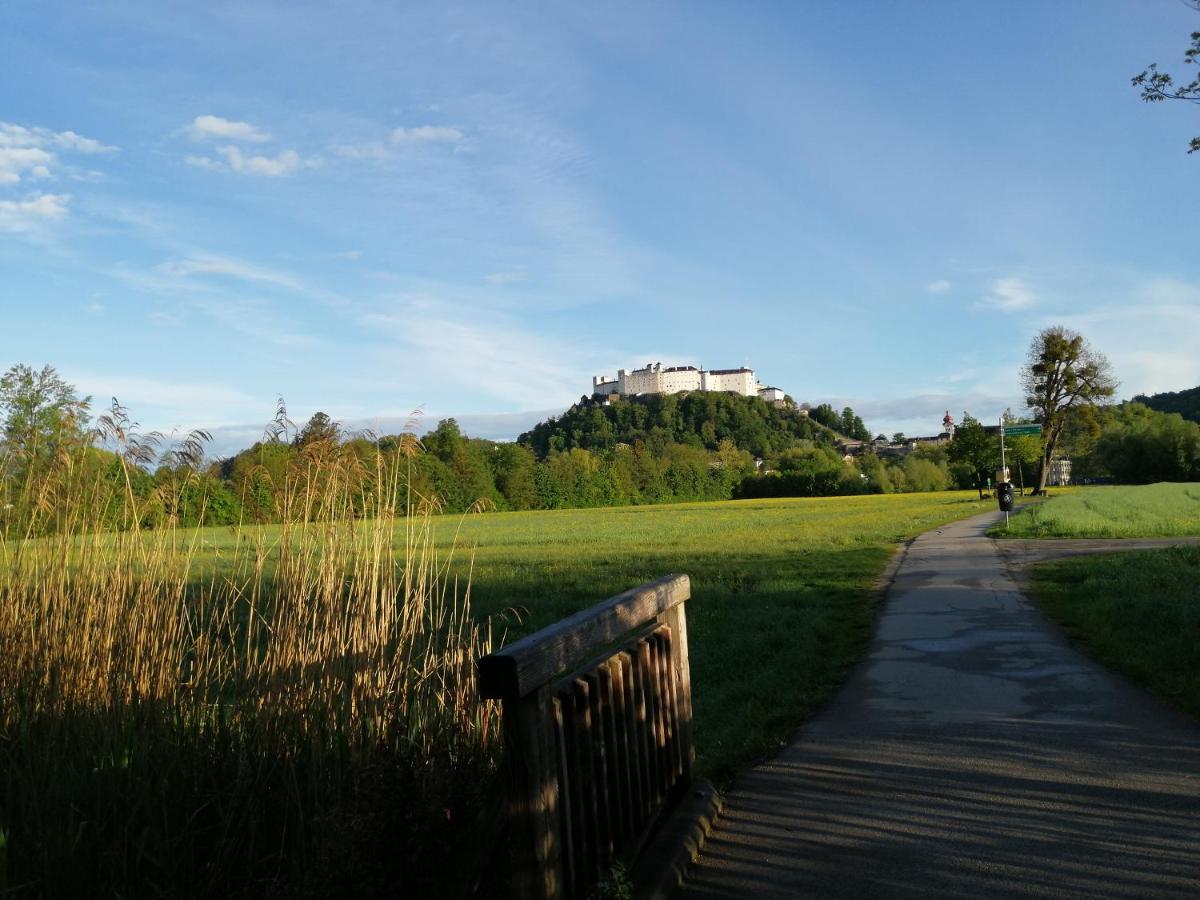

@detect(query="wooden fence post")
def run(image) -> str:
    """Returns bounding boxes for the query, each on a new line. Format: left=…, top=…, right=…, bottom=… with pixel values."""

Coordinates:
left=478, top=574, right=694, bottom=900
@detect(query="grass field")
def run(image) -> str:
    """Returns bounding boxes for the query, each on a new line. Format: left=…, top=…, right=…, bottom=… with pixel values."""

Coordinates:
left=180, top=490, right=991, bottom=783
left=992, top=483, right=1200, bottom=539
left=1030, top=546, right=1200, bottom=719
left=455, top=493, right=996, bottom=781
left=2, top=483, right=992, bottom=894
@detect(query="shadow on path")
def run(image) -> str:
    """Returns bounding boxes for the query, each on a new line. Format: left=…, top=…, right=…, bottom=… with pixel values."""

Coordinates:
left=682, top=511, right=1200, bottom=899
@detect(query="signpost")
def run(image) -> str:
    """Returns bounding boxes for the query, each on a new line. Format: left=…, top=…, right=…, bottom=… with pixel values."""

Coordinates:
left=998, top=421, right=1042, bottom=526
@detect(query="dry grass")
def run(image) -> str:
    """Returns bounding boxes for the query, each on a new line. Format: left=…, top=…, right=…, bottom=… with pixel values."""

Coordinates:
left=0, top=408, right=499, bottom=897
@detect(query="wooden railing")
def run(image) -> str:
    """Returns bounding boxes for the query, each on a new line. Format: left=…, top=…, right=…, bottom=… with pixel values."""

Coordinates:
left=478, top=574, right=694, bottom=900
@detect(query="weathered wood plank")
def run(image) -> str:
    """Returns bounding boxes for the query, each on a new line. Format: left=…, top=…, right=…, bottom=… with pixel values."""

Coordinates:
left=585, top=671, right=614, bottom=871
left=597, top=664, right=624, bottom=852
left=551, top=696, right=577, bottom=896
left=503, top=686, right=564, bottom=899
left=664, top=602, right=695, bottom=785
left=572, top=677, right=601, bottom=888
left=639, top=638, right=665, bottom=809
left=606, top=655, right=635, bottom=842
left=478, top=574, right=690, bottom=699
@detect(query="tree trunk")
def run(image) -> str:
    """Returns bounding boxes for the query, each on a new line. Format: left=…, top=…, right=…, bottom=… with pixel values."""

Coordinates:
left=1037, top=448, right=1052, bottom=494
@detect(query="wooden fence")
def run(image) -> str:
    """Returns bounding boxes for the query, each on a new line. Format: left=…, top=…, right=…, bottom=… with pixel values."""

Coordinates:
left=477, top=574, right=694, bottom=899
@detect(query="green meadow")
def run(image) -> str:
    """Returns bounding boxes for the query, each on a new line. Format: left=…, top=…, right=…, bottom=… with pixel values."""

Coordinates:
left=1004, top=482, right=1200, bottom=721
left=1030, top=546, right=1200, bottom=719
left=993, top=483, right=1200, bottom=539
left=189, top=490, right=992, bottom=782
left=2, top=475, right=992, bottom=894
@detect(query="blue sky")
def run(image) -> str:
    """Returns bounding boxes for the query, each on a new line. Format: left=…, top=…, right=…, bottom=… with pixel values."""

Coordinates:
left=3, top=1, right=1198, bottom=453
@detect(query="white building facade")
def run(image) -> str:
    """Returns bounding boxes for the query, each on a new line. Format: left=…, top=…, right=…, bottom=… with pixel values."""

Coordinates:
left=591, top=362, right=783, bottom=402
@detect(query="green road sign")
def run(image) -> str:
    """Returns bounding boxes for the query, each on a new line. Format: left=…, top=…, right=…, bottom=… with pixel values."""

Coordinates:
left=1003, top=424, right=1043, bottom=437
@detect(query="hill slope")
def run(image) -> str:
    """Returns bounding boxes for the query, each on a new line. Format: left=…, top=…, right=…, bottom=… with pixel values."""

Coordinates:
left=1133, top=385, right=1200, bottom=424
left=518, top=392, right=848, bottom=459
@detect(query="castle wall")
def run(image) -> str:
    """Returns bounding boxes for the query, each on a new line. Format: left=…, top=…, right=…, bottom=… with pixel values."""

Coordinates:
left=592, top=364, right=761, bottom=399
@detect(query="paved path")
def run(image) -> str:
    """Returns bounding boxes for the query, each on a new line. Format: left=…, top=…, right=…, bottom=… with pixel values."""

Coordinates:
left=683, top=511, right=1200, bottom=899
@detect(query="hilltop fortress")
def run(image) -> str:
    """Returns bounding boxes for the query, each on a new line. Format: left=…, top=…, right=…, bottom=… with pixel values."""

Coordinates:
left=592, top=362, right=786, bottom=403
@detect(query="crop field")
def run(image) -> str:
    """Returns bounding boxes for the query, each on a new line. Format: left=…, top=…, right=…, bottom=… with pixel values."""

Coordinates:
left=187, top=490, right=992, bottom=782
left=1030, top=546, right=1200, bottom=719
left=993, top=483, right=1200, bottom=539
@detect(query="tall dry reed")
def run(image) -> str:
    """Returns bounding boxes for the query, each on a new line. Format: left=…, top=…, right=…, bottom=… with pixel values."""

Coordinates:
left=0, top=406, right=499, bottom=897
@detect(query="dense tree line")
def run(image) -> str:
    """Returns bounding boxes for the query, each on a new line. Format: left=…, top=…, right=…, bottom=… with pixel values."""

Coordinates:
left=1133, top=385, right=1200, bottom=425
left=7, top=363, right=1195, bottom=536
left=1076, top=402, right=1200, bottom=483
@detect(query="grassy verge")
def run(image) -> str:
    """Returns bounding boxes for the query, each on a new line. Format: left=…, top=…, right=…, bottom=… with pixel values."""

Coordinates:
left=1029, top=547, right=1200, bottom=718
left=991, top=483, right=1200, bottom=538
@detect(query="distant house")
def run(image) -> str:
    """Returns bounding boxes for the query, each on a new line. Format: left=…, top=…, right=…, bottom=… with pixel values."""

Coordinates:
left=1046, top=458, right=1072, bottom=487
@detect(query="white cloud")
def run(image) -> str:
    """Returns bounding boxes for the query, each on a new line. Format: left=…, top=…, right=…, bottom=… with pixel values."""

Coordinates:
left=86, top=302, right=105, bottom=315
left=333, top=249, right=362, bottom=260
left=70, top=371, right=263, bottom=431
left=0, top=193, right=70, bottom=231
left=184, top=154, right=222, bottom=171
left=926, top=279, right=951, bottom=294
left=188, top=114, right=271, bottom=143
left=390, top=125, right=464, bottom=144
left=363, top=303, right=592, bottom=408
left=0, top=146, right=56, bottom=184
left=53, top=131, right=115, bottom=153
left=822, top=390, right=1024, bottom=439
left=1046, top=279, right=1200, bottom=397
left=218, top=145, right=304, bottom=176
left=0, top=122, right=115, bottom=153
left=332, top=141, right=389, bottom=160
left=187, top=145, right=316, bottom=177
left=981, top=277, right=1036, bottom=311
left=0, top=122, right=115, bottom=185
left=158, top=253, right=307, bottom=292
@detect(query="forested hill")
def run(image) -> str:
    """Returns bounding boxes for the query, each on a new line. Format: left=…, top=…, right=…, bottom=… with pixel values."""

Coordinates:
left=1133, top=385, right=1200, bottom=424
left=518, top=392, right=869, bottom=459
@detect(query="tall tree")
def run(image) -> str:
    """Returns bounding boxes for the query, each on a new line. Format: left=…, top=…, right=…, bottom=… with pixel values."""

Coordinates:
left=1131, top=1, right=1200, bottom=154
left=947, top=414, right=997, bottom=495
left=294, top=411, right=341, bottom=448
left=1021, top=327, right=1117, bottom=493
left=0, top=364, right=90, bottom=459
left=0, top=365, right=92, bottom=534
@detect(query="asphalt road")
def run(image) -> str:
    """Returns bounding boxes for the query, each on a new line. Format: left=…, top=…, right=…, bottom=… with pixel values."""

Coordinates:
left=682, top=510, right=1200, bottom=899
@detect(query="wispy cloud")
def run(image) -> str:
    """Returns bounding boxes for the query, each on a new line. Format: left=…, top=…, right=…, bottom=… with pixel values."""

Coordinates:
left=1045, top=278, right=1200, bottom=397
left=981, top=277, right=1036, bottom=311
left=158, top=253, right=307, bottom=292
left=362, top=300, right=596, bottom=408
left=391, top=125, right=464, bottom=144
left=187, top=114, right=270, bottom=143
left=69, top=371, right=264, bottom=430
left=485, top=270, right=527, bottom=285
left=926, top=279, right=951, bottom=294
left=0, top=122, right=117, bottom=157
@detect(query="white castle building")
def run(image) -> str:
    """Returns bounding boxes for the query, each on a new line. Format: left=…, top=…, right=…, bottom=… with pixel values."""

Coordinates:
left=592, top=362, right=786, bottom=403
